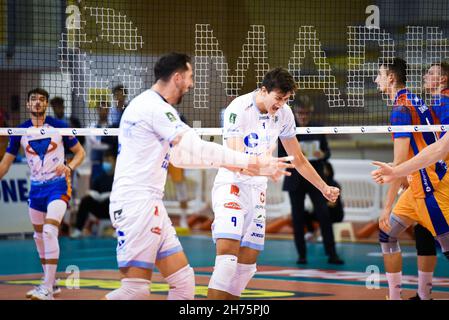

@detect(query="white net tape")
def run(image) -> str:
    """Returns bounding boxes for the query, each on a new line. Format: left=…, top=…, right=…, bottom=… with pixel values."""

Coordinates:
left=1, top=125, right=448, bottom=136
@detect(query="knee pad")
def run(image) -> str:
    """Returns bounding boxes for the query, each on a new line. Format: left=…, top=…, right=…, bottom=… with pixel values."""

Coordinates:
left=33, top=232, right=45, bottom=259
left=379, top=214, right=408, bottom=254
left=435, top=232, right=449, bottom=260
left=228, top=263, right=257, bottom=297
left=43, top=224, right=60, bottom=259
left=415, top=224, right=437, bottom=256
left=105, top=278, right=151, bottom=300
left=208, top=255, right=237, bottom=293
left=46, top=200, right=67, bottom=222
left=166, top=265, right=195, bottom=300
left=43, top=224, right=59, bottom=239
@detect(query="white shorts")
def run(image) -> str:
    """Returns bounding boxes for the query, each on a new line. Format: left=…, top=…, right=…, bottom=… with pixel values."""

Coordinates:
left=109, top=198, right=183, bottom=270
left=211, top=183, right=266, bottom=251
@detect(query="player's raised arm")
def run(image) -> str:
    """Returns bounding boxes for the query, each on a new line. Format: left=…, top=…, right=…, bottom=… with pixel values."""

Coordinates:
left=170, top=129, right=293, bottom=173
left=372, top=131, right=449, bottom=183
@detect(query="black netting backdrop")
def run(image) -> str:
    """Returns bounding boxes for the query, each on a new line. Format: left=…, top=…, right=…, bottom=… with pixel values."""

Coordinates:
left=0, top=0, right=448, bottom=129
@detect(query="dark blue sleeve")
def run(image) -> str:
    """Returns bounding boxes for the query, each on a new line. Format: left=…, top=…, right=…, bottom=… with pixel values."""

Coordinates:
left=391, top=105, right=412, bottom=139
left=433, top=97, right=449, bottom=124
left=63, top=136, right=79, bottom=149
left=5, top=135, right=21, bottom=156
left=432, top=97, right=449, bottom=137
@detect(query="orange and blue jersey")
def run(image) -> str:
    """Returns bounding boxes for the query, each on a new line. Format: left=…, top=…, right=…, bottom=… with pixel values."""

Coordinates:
left=390, top=88, right=448, bottom=199
left=431, top=87, right=449, bottom=138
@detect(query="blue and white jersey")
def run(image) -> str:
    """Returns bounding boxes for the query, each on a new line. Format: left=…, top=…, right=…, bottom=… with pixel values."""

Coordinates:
left=6, top=116, right=79, bottom=183
left=214, top=90, right=296, bottom=186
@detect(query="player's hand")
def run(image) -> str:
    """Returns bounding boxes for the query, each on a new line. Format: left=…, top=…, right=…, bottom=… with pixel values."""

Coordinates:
left=250, top=154, right=294, bottom=176
left=371, top=161, right=396, bottom=184
left=321, top=185, right=340, bottom=203
left=269, top=168, right=292, bottom=182
left=55, top=164, right=72, bottom=177
left=399, top=177, right=409, bottom=191
left=378, top=209, right=392, bottom=232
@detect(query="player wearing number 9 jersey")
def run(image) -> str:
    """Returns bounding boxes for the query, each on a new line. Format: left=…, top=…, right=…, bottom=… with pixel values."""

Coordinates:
left=207, top=68, right=340, bottom=300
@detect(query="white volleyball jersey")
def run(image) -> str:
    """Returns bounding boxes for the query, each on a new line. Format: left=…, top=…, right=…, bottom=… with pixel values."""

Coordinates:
left=214, top=90, right=296, bottom=186
left=6, top=117, right=78, bottom=183
left=110, top=89, right=189, bottom=202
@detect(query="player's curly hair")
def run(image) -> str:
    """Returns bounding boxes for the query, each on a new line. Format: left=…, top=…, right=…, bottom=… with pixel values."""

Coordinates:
left=261, top=67, right=297, bottom=94
left=27, top=88, right=49, bottom=102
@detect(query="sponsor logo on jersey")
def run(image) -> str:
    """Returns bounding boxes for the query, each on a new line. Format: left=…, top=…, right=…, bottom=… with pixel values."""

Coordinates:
left=251, top=232, right=264, bottom=238
left=259, top=115, right=269, bottom=120
left=253, top=218, right=265, bottom=224
left=255, top=205, right=265, bottom=210
left=229, top=113, right=237, bottom=124
left=224, top=202, right=242, bottom=210
left=151, top=227, right=162, bottom=235
left=165, top=112, right=177, bottom=122
left=113, top=209, right=123, bottom=221
left=26, top=139, right=57, bottom=158
left=260, top=192, right=265, bottom=203
left=420, top=169, right=433, bottom=193
left=244, top=132, right=259, bottom=148
left=418, top=105, right=428, bottom=114
left=256, top=223, right=264, bottom=229
left=230, top=184, right=240, bottom=196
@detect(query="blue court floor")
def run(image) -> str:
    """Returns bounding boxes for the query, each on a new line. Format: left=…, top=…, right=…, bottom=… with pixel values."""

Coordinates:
left=1, top=234, right=449, bottom=296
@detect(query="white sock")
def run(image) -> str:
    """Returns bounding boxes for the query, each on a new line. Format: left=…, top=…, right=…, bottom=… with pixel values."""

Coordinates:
left=417, top=271, right=433, bottom=300
left=44, top=264, right=57, bottom=291
left=33, top=232, right=46, bottom=273
left=29, top=208, right=46, bottom=275
left=386, top=272, right=402, bottom=300
left=43, top=224, right=60, bottom=291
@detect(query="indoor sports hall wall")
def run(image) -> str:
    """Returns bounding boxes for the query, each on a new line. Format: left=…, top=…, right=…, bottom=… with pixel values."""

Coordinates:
left=0, top=0, right=448, bottom=130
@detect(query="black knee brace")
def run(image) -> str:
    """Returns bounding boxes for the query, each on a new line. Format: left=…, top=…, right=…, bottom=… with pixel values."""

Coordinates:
left=415, top=224, right=437, bottom=256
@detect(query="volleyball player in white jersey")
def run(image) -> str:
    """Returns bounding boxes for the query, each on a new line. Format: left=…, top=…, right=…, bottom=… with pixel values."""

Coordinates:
left=207, top=68, right=340, bottom=299
left=0, top=88, right=85, bottom=300
left=105, top=53, right=293, bottom=300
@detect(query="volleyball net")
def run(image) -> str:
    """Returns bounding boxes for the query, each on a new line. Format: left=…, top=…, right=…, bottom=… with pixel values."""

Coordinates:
left=0, top=0, right=448, bottom=136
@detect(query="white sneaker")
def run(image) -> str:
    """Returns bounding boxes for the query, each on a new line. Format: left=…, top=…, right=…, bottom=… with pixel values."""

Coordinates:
left=70, top=228, right=82, bottom=239
left=26, top=280, right=61, bottom=298
left=30, top=285, right=54, bottom=300
left=305, top=232, right=314, bottom=241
